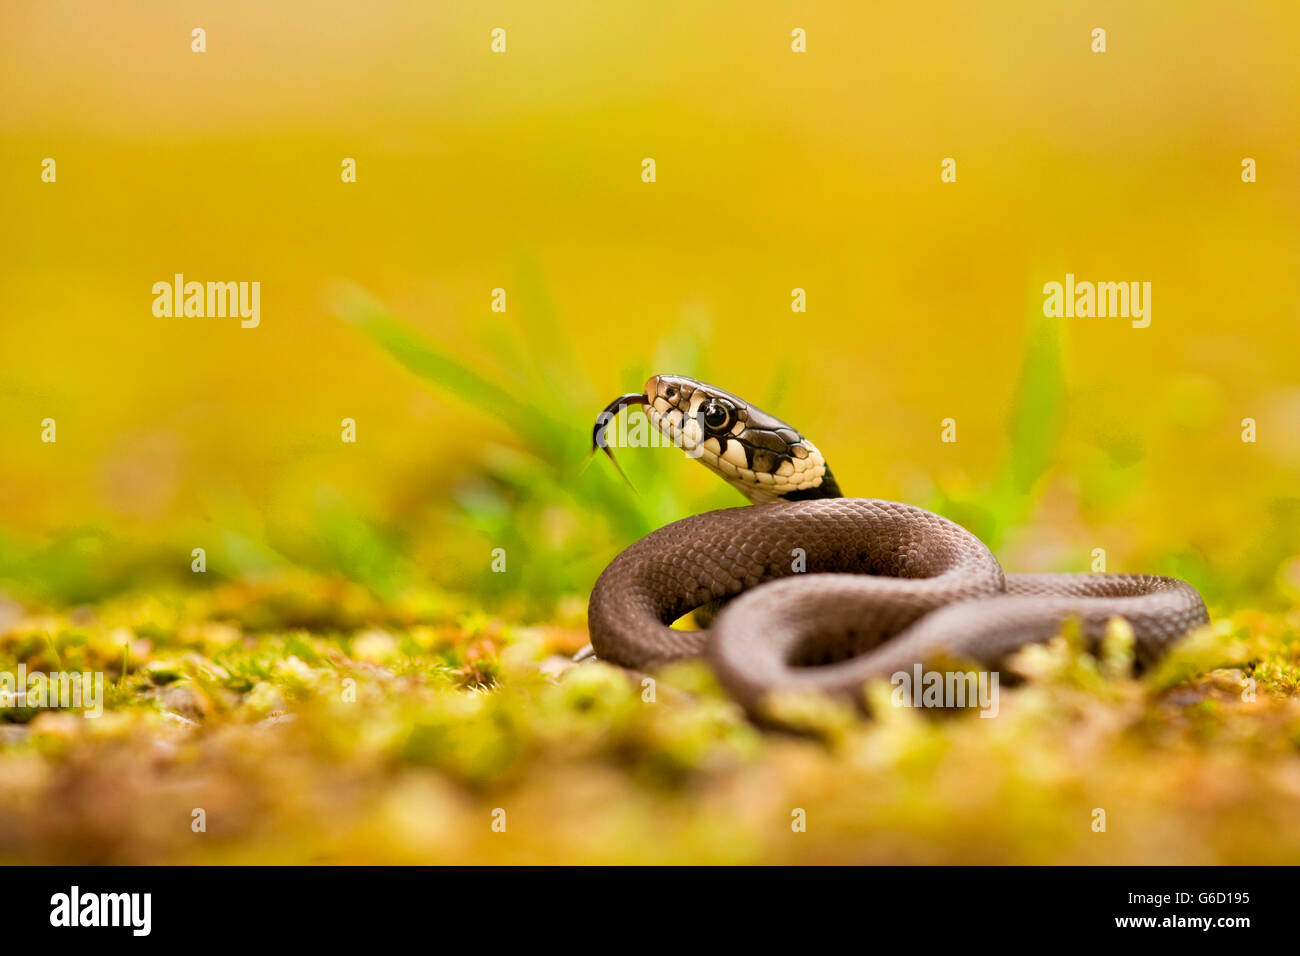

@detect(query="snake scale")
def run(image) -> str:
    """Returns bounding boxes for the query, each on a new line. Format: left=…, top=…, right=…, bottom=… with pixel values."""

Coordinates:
left=586, top=374, right=1209, bottom=718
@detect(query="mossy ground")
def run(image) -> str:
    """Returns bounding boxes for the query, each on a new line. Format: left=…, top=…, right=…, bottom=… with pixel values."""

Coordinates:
left=2, top=575, right=1298, bottom=865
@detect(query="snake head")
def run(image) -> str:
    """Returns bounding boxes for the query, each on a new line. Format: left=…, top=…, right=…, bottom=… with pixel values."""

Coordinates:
left=594, top=374, right=841, bottom=503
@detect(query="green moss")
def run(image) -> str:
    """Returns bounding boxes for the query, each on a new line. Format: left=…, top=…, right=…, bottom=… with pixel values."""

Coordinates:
left=0, top=575, right=1297, bottom=863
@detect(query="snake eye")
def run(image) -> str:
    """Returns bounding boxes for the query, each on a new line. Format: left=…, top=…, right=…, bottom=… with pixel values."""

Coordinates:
left=701, top=400, right=732, bottom=431
left=665, top=386, right=677, bottom=400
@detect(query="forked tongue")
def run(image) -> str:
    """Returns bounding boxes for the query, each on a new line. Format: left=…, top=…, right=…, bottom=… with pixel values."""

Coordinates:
left=590, top=392, right=648, bottom=490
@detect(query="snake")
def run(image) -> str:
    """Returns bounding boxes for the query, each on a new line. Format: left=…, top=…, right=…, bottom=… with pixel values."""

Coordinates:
left=585, top=374, right=1209, bottom=719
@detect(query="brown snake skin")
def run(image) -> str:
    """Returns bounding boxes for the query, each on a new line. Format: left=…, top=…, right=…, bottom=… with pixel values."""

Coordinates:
left=587, top=496, right=1208, bottom=718
left=587, top=375, right=1209, bottom=718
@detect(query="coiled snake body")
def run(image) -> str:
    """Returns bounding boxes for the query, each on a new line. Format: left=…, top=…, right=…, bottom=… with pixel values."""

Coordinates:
left=587, top=375, right=1208, bottom=718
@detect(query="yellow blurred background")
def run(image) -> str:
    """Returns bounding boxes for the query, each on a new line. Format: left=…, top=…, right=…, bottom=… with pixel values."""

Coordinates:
left=2, top=1, right=1298, bottom=608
